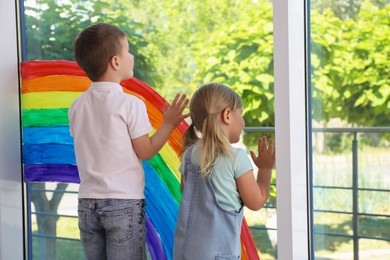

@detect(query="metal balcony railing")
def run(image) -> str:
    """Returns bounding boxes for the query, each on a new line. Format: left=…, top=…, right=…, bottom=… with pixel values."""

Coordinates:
left=246, top=126, right=390, bottom=260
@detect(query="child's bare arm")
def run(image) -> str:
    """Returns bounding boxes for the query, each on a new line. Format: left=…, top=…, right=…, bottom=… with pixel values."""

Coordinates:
left=132, top=94, right=189, bottom=160
left=236, top=136, right=275, bottom=210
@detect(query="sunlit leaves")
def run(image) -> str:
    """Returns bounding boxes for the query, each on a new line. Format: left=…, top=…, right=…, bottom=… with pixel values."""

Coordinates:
left=24, top=0, right=389, bottom=128
left=311, top=1, right=390, bottom=126
left=23, top=0, right=154, bottom=84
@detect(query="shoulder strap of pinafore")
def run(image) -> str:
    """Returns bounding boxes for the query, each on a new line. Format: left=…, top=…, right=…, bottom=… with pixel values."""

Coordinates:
left=184, top=145, right=194, bottom=164
left=182, top=145, right=196, bottom=177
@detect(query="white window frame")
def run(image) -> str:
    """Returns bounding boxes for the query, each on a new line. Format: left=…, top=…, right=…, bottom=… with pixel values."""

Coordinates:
left=274, top=0, right=311, bottom=259
left=0, top=0, right=25, bottom=259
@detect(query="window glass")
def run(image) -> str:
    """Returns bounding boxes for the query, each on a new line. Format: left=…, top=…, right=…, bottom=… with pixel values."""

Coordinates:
left=309, top=0, right=390, bottom=258
left=22, top=0, right=276, bottom=259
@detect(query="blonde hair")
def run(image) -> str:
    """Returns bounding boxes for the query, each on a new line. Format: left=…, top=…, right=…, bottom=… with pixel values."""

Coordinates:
left=182, top=83, right=243, bottom=176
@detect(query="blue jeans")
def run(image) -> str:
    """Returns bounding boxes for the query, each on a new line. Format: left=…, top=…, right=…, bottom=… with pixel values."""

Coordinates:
left=78, top=199, right=147, bottom=260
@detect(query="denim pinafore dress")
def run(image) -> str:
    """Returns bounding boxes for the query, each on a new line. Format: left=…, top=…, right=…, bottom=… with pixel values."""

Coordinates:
left=173, top=146, right=243, bottom=260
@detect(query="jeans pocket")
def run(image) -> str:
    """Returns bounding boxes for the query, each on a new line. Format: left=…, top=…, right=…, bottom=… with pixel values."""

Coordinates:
left=78, top=210, right=93, bottom=242
left=100, top=207, right=133, bottom=244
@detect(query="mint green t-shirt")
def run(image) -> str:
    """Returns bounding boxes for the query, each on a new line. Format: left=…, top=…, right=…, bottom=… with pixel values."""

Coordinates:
left=179, top=144, right=253, bottom=212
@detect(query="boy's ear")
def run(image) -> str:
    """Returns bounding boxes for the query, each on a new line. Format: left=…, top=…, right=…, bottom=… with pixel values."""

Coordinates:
left=222, top=108, right=231, bottom=125
left=110, top=56, right=120, bottom=70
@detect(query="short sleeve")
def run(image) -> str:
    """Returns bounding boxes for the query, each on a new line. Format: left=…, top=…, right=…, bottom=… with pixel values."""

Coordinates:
left=127, top=98, right=153, bottom=139
left=233, top=148, right=253, bottom=179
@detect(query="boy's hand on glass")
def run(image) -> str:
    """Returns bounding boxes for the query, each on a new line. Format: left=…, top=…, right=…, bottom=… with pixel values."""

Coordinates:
left=162, top=93, right=190, bottom=127
left=250, top=136, right=275, bottom=170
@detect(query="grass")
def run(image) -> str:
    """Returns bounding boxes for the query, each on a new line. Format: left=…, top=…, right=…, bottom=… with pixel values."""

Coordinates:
left=31, top=217, right=84, bottom=260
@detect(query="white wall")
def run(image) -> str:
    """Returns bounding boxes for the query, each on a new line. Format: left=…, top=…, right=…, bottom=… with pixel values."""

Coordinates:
left=0, top=0, right=25, bottom=259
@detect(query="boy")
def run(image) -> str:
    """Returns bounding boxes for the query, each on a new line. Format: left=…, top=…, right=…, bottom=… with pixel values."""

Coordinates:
left=69, top=23, right=188, bottom=260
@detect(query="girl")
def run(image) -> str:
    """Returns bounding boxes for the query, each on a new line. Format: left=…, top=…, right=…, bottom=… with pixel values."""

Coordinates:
left=173, top=82, right=275, bottom=260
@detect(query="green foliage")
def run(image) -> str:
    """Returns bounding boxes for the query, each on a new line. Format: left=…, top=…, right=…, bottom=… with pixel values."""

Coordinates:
left=311, top=0, right=362, bottom=19
left=23, top=0, right=155, bottom=85
left=311, top=1, right=390, bottom=127
left=24, top=0, right=389, bottom=129
left=191, top=0, right=274, bottom=128
left=311, top=0, right=390, bottom=19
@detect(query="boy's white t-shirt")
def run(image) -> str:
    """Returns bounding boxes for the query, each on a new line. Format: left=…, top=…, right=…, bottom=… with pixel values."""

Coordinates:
left=68, top=82, right=152, bottom=199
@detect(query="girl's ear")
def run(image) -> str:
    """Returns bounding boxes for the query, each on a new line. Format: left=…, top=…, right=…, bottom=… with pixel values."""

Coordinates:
left=222, top=108, right=231, bottom=125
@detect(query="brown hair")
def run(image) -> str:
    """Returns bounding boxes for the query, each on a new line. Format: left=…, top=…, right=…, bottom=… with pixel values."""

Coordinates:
left=74, top=23, right=127, bottom=81
left=182, top=83, right=243, bottom=176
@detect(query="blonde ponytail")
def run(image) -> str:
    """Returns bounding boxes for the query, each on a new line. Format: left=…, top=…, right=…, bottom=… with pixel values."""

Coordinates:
left=185, top=83, right=243, bottom=176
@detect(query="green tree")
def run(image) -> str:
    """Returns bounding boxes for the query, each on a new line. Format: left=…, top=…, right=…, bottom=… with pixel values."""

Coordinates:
left=24, top=0, right=389, bottom=128
left=107, top=0, right=200, bottom=97
left=310, top=1, right=390, bottom=126
left=311, top=0, right=389, bottom=19
left=24, top=0, right=154, bottom=84
left=191, top=0, right=274, bottom=128
left=311, top=0, right=363, bottom=19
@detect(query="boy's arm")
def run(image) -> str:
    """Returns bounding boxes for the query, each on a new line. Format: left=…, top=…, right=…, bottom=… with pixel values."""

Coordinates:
left=132, top=94, right=189, bottom=160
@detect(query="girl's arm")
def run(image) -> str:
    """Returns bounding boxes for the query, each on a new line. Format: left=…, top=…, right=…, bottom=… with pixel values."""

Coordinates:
left=236, top=136, right=275, bottom=211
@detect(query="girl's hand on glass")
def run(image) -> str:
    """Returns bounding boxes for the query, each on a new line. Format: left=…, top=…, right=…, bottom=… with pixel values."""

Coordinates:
left=250, top=136, right=275, bottom=170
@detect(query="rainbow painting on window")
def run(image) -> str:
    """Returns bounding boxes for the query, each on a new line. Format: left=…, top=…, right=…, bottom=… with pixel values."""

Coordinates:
left=21, top=60, right=260, bottom=260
